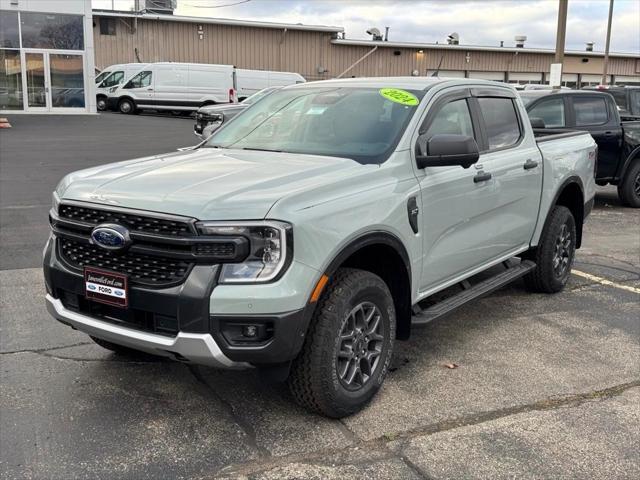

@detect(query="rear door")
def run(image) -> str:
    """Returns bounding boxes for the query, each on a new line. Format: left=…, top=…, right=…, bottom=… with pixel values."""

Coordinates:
left=568, top=94, right=621, bottom=179
left=188, top=65, right=231, bottom=104
left=472, top=89, right=543, bottom=253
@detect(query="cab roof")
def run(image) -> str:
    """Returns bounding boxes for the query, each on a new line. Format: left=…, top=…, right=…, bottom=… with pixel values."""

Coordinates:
left=286, top=76, right=515, bottom=92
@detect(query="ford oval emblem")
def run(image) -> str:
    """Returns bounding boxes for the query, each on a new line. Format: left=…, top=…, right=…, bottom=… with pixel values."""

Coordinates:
left=91, top=224, right=131, bottom=251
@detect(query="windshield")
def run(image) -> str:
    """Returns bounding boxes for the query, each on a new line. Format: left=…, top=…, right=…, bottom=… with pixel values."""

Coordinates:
left=241, top=87, right=277, bottom=105
left=95, top=70, right=111, bottom=84
left=206, top=87, right=424, bottom=164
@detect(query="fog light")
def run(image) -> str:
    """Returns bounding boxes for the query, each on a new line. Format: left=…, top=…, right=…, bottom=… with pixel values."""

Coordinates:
left=242, top=325, right=258, bottom=338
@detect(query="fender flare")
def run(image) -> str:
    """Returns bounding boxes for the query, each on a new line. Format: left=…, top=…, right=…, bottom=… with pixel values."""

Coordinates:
left=323, top=230, right=412, bottom=281
left=618, top=146, right=640, bottom=181
left=548, top=175, right=585, bottom=247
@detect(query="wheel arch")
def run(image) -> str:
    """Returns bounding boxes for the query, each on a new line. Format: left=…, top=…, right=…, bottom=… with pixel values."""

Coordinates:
left=321, top=231, right=413, bottom=340
left=550, top=176, right=585, bottom=248
left=618, top=147, right=640, bottom=180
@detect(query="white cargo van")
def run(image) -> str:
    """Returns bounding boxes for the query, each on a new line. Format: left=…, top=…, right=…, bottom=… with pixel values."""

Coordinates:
left=236, top=69, right=305, bottom=100
left=106, top=63, right=237, bottom=114
left=95, top=63, right=147, bottom=111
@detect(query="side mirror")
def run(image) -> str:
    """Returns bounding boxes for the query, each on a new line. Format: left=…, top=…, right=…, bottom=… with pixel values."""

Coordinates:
left=416, top=134, right=480, bottom=169
left=529, top=117, right=546, bottom=129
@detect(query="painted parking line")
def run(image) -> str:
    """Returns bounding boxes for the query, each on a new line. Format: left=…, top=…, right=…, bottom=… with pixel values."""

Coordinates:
left=572, top=269, right=640, bottom=294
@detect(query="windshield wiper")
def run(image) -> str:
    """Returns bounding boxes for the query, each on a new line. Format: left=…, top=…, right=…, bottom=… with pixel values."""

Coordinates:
left=239, top=147, right=283, bottom=153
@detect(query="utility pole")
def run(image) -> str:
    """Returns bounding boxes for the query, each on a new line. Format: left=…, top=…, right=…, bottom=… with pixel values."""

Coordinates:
left=602, top=0, right=614, bottom=85
left=554, top=0, right=568, bottom=64
left=550, top=0, right=568, bottom=88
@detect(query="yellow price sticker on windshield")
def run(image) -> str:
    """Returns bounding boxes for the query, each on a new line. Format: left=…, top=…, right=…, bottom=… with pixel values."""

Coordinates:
left=379, top=88, right=419, bottom=106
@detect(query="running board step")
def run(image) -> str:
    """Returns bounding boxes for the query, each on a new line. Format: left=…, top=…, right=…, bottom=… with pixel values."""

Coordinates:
left=411, top=260, right=536, bottom=326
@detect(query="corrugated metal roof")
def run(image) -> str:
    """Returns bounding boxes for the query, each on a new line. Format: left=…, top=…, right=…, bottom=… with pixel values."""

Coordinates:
left=93, top=10, right=344, bottom=33
left=331, top=39, right=640, bottom=59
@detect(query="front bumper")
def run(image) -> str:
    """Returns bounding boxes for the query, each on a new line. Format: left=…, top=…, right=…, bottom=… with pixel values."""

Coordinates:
left=46, top=294, right=246, bottom=368
left=43, top=233, right=316, bottom=368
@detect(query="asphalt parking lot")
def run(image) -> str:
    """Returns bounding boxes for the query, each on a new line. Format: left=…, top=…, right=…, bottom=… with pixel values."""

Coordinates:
left=1, top=113, right=639, bottom=479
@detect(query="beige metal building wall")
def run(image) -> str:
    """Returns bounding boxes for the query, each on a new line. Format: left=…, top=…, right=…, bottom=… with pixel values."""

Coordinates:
left=93, top=13, right=639, bottom=83
left=94, top=16, right=334, bottom=80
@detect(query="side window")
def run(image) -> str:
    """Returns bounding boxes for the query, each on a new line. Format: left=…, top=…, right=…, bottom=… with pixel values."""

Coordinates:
left=123, top=71, right=152, bottom=89
left=100, top=71, right=124, bottom=88
left=528, top=98, right=565, bottom=128
left=423, top=98, right=474, bottom=140
left=573, top=96, right=608, bottom=126
left=477, top=97, right=521, bottom=149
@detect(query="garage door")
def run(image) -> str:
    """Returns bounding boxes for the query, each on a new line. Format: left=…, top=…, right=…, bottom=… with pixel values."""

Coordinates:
left=468, top=71, right=505, bottom=81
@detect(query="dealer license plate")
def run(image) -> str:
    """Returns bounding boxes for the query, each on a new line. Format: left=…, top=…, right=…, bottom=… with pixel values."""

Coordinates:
left=84, top=267, right=128, bottom=308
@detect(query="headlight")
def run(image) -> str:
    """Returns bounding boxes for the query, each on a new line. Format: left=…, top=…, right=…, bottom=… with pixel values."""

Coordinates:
left=52, top=191, right=60, bottom=213
left=196, top=220, right=292, bottom=283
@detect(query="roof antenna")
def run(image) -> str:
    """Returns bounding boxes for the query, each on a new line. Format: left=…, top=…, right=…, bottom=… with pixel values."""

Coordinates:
left=431, top=55, right=445, bottom=76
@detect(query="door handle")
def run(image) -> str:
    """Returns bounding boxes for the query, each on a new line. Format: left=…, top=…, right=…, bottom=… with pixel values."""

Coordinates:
left=473, top=171, right=492, bottom=183
left=603, top=131, right=613, bottom=137
left=523, top=159, right=539, bottom=170
left=146, top=87, right=154, bottom=91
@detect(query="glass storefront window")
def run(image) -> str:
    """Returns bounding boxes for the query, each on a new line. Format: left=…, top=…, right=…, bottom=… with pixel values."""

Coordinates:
left=21, top=12, right=84, bottom=50
left=0, top=11, right=20, bottom=48
left=50, top=54, right=85, bottom=108
left=0, top=49, right=23, bottom=110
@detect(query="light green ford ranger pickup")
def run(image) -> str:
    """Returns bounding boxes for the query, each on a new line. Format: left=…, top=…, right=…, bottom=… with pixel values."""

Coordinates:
left=44, top=78, right=597, bottom=417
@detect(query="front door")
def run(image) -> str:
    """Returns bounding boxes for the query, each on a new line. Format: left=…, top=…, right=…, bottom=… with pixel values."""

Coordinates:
left=23, top=51, right=86, bottom=111
left=24, top=52, right=48, bottom=111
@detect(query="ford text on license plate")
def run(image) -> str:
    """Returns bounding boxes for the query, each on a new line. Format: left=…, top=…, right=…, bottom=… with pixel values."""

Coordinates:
left=84, top=267, right=128, bottom=308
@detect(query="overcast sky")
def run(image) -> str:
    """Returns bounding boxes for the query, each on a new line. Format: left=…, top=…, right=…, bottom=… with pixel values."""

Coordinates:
left=93, top=0, right=640, bottom=53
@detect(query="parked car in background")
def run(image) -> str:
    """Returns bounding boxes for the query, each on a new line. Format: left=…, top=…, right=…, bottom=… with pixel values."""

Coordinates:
left=46, top=78, right=596, bottom=418
left=95, top=63, right=147, bottom=111
left=583, top=85, right=640, bottom=120
left=106, top=62, right=237, bottom=114
left=236, top=69, right=305, bottom=100
left=194, top=86, right=280, bottom=138
left=522, top=89, right=640, bottom=207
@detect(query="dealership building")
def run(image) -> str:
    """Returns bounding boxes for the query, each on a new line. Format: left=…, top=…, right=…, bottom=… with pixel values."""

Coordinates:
left=0, top=0, right=96, bottom=113
left=1, top=1, right=638, bottom=114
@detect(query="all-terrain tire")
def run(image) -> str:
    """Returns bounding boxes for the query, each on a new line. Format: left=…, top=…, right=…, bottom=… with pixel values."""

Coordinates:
left=288, top=268, right=396, bottom=418
left=524, top=205, right=576, bottom=293
left=617, top=160, right=640, bottom=208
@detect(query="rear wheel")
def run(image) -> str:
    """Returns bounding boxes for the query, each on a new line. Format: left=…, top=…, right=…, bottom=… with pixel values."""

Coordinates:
left=118, top=98, right=135, bottom=114
left=524, top=205, right=576, bottom=293
left=288, top=268, right=395, bottom=418
left=617, top=160, right=640, bottom=208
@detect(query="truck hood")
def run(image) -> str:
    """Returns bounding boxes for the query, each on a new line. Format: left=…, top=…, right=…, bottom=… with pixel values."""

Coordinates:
left=59, top=148, right=364, bottom=220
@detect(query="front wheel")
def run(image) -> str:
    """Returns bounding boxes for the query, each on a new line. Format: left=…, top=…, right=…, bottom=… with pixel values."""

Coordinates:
left=524, top=205, right=576, bottom=293
left=118, top=98, right=136, bottom=114
left=288, top=268, right=396, bottom=418
left=617, top=161, right=640, bottom=208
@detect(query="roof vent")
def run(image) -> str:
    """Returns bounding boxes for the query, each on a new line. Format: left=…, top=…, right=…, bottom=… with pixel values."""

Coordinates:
left=366, top=27, right=383, bottom=41
left=515, top=35, right=527, bottom=48
left=447, top=32, right=460, bottom=45
left=586, top=42, right=594, bottom=51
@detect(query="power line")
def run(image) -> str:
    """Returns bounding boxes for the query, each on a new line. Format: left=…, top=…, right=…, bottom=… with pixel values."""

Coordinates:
left=182, top=0, right=251, bottom=8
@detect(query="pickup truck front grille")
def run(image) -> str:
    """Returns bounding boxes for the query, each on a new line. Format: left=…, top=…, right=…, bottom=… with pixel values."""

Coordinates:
left=59, top=237, right=192, bottom=287
left=58, top=204, right=195, bottom=237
